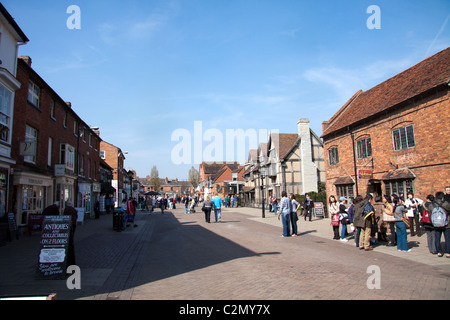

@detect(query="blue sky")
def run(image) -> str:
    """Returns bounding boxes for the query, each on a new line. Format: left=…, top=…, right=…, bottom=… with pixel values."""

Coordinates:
left=4, top=0, right=449, bottom=179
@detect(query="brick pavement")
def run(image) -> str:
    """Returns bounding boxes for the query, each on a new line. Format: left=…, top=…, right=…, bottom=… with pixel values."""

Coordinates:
left=0, top=205, right=449, bottom=300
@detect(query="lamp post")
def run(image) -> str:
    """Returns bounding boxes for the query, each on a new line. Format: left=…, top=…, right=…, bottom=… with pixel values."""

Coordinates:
left=260, top=167, right=266, bottom=218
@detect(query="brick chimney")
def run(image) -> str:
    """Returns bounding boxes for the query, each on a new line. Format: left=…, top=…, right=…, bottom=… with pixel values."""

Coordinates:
left=19, top=56, right=32, bottom=66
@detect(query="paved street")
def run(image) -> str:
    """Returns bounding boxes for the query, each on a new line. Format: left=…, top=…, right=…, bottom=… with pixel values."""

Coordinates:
left=0, top=206, right=449, bottom=300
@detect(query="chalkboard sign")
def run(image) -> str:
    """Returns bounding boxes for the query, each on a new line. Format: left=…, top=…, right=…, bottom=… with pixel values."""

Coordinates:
left=314, top=202, right=325, bottom=217
left=36, top=216, right=72, bottom=280
left=7, top=213, right=18, bottom=240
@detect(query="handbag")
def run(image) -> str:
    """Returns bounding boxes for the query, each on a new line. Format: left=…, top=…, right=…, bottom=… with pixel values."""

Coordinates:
left=402, top=216, right=410, bottom=228
left=331, top=214, right=339, bottom=226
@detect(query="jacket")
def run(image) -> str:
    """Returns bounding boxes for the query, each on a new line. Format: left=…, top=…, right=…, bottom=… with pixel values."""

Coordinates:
left=425, top=199, right=450, bottom=229
left=280, top=196, right=292, bottom=215
left=202, top=200, right=214, bottom=212
left=353, top=199, right=369, bottom=228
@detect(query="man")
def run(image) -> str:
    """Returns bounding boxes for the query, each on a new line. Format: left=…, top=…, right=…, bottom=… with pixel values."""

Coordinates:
left=303, top=194, right=313, bottom=221
left=212, top=193, right=223, bottom=223
left=42, top=201, right=60, bottom=215
left=64, top=201, right=78, bottom=266
left=444, top=186, right=450, bottom=203
left=126, top=197, right=137, bottom=227
left=426, top=192, right=450, bottom=258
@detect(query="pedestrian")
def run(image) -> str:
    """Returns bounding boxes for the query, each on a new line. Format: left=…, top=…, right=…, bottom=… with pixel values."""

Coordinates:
left=278, top=191, right=291, bottom=237
left=329, top=195, right=340, bottom=240
left=234, top=194, right=238, bottom=208
left=303, top=193, right=313, bottom=221
left=42, top=201, right=60, bottom=215
left=382, top=195, right=397, bottom=247
left=230, top=194, right=234, bottom=208
left=224, top=195, right=229, bottom=208
left=426, top=191, right=450, bottom=258
left=63, top=201, right=78, bottom=266
left=423, top=194, right=437, bottom=255
left=359, top=194, right=375, bottom=251
left=444, top=186, right=450, bottom=203
left=127, top=197, right=137, bottom=227
left=289, top=193, right=299, bottom=236
left=202, top=196, right=214, bottom=223
left=374, top=195, right=387, bottom=243
left=212, top=193, right=223, bottom=222
left=105, top=196, right=111, bottom=214
left=392, top=195, right=410, bottom=252
left=272, top=196, right=278, bottom=215
left=352, top=195, right=366, bottom=247
left=405, top=191, right=423, bottom=237
left=184, top=195, right=190, bottom=214
left=94, top=199, right=100, bottom=219
left=338, top=197, right=349, bottom=242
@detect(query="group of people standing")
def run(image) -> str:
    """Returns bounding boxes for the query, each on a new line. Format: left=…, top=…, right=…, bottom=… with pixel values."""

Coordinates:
left=328, top=187, right=450, bottom=257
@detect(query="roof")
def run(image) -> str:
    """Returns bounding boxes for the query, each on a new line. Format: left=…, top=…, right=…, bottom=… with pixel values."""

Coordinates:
left=268, top=133, right=300, bottom=160
left=0, top=3, right=29, bottom=43
left=322, top=47, right=450, bottom=138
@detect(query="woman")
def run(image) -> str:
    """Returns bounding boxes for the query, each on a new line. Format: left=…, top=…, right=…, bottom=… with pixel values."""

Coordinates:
left=360, top=195, right=375, bottom=251
left=339, top=197, right=349, bottom=242
left=382, top=195, right=397, bottom=247
left=202, top=196, right=214, bottom=223
left=392, top=195, right=411, bottom=252
left=278, top=191, right=292, bottom=237
left=423, top=195, right=437, bottom=255
left=405, top=191, right=423, bottom=237
left=329, top=195, right=340, bottom=240
left=289, top=193, right=300, bottom=236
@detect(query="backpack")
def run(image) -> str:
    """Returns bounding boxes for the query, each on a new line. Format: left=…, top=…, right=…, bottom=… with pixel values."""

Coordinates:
left=421, top=209, right=431, bottom=225
left=431, top=204, right=448, bottom=227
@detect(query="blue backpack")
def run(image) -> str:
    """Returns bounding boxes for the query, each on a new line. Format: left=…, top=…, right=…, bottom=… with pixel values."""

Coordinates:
left=431, top=203, right=448, bottom=228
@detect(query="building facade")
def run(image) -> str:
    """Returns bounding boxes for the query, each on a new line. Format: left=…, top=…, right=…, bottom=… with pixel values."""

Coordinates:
left=321, top=47, right=450, bottom=204
left=0, top=3, right=28, bottom=225
left=11, top=57, right=102, bottom=226
left=100, top=140, right=126, bottom=207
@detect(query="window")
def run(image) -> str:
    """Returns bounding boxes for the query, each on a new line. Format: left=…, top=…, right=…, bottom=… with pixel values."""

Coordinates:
left=73, top=121, right=78, bottom=136
left=22, top=185, right=44, bottom=213
left=393, top=125, right=415, bottom=151
left=384, top=179, right=414, bottom=200
left=47, top=138, right=52, bottom=167
left=357, top=137, right=372, bottom=159
left=28, top=81, right=40, bottom=107
left=328, top=147, right=339, bottom=166
left=24, top=125, right=37, bottom=163
left=60, top=143, right=75, bottom=171
left=63, top=112, right=67, bottom=128
left=336, top=184, right=354, bottom=203
left=0, top=85, right=12, bottom=142
left=50, top=100, right=55, bottom=119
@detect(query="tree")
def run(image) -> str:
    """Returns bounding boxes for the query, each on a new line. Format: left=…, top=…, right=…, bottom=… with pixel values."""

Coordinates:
left=150, top=165, right=160, bottom=192
left=188, top=166, right=200, bottom=190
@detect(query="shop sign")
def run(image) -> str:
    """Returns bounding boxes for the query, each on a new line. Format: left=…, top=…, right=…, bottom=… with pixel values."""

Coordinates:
left=313, top=202, right=325, bottom=217
left=358, top=169, right=373, bottom=179
left=36, top=215, right=72, bottom=280
left=54, top=164, right=66, bottom=177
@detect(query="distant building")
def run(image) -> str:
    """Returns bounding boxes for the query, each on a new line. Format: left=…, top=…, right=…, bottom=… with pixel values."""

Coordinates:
left=321, top=47, right=450, bottom=203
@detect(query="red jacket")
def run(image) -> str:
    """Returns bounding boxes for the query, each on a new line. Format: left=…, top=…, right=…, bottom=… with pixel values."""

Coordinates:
left=126, top=201, right=135, bottom=215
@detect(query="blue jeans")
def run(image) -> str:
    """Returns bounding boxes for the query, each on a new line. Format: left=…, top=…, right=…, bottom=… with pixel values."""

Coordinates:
left=214, top=208, right=221, bottom=222
left=395, top=221, right=408, bottom=251
left=273, top=203, right=277, bottom=214
left=341, top=223, right=347, bottom=239
left=435, top=228, right=450, bottom=254
left=281, top=212, right=291, bottom=236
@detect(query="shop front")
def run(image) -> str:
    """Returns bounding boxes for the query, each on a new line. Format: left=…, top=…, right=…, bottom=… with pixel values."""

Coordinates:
left=54, top=175, right=75, bottom=213
left=77, top=182, right=92, bottom=217
left=13, top=171, right=53, bottom=228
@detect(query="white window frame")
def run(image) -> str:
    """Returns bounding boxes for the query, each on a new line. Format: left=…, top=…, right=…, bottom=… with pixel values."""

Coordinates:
left=24, top=125, right=37, bottom=163
left=28, top=81, right=40, bottom=107
left=0, top=85, right=12, bottom=143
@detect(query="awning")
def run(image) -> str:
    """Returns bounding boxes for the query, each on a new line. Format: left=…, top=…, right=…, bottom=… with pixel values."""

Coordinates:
left=334, top=175, right=355, bottom=185
left=382, top=168, right=416, bottom=180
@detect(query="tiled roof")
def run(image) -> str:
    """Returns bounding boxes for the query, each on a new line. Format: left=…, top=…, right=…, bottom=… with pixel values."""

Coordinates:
left=322, top=47, right=450, bottom=138
left=268, top=133, right=300, bottom=160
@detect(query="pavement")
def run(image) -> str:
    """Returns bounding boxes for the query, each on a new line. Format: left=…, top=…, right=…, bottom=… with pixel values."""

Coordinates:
left=0, top=204, right=449, bottom=301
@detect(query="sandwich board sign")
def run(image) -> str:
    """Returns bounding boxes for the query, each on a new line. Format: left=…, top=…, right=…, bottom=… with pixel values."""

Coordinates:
left=36, top=215, right=72, bottom=280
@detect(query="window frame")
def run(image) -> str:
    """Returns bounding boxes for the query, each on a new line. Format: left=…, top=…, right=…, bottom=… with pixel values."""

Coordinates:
left=392, top=125, right=415, bottom=151
left=328, top=147, right=339, bottom=166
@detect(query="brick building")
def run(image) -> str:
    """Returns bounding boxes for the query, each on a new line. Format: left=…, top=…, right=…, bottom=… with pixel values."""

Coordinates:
left=199, top=162, right=244, bottom=200
left=11, top=57, right=102, bottom=226
left=321, top=47, right=450, bottom=203
left=100, top=140, right=126, bottom=207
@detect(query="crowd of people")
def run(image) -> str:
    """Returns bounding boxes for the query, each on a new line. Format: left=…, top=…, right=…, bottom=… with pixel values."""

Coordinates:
left=327, top=186, right=450, bottom=257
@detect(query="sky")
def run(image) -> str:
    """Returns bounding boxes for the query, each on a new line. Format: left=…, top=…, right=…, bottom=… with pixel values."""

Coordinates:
left=4, top=0, right=449, bottom=179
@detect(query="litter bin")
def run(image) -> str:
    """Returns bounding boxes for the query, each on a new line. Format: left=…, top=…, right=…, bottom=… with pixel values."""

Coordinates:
left=113, top=208, right=127, bottom=232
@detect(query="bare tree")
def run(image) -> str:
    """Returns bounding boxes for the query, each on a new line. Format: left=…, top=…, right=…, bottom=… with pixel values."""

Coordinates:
left=150, top=165, right=160, bottom=192
left=188, top=166, right=200, bottom=190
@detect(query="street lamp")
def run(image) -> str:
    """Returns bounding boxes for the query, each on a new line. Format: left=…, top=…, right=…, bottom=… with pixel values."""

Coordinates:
left=260, top=166, right=266, bottom=218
